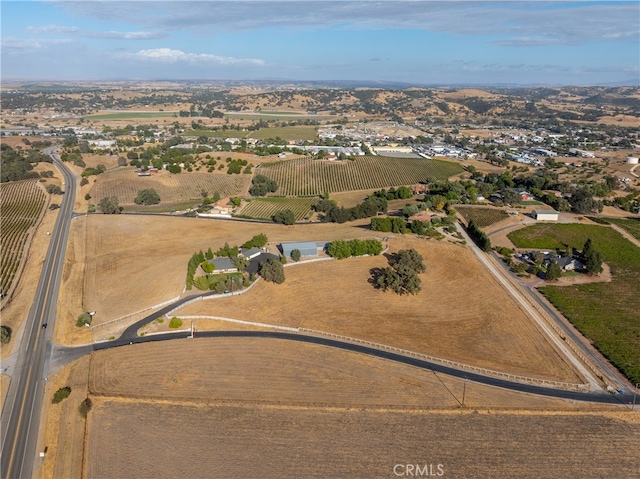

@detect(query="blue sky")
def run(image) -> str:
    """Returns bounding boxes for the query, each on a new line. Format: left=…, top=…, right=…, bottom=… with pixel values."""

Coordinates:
left=1, top=1, right=638, bottom=85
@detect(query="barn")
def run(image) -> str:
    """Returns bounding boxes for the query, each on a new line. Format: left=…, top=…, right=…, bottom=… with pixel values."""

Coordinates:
left=533, top=210, right=559, bottom=221
left=280, top=241, right=319, bottom=258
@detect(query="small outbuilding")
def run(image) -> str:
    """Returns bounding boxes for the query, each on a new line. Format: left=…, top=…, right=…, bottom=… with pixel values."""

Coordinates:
left=533, top=210, right=559, bottom=221
left=280, top=241, right=319, bottom=258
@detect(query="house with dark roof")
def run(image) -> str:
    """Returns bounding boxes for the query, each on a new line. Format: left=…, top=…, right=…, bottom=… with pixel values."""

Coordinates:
left=206, top=257, right=238, bottom=274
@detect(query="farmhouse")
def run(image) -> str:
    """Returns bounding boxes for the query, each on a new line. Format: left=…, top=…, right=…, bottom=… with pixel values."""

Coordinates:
left=206, top=257, right=238, bottom=274
left=533, top=210, right=559, bottom=221
left=280, top=241, right=320, bottom=258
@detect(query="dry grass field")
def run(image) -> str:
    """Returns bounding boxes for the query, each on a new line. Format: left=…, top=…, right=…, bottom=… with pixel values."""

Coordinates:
left=88, top=168, right=250, bottom=205
left=176, top=236, right=580, bottom=382
left=79, top=215, right=377, bottom=328
left=89, top=338, right=580, bottom=410
left=85, top=401, right=640, bottom=479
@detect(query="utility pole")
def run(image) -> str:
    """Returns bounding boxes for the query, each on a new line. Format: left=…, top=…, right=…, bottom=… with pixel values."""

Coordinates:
left=462, top=376, right=467, bottom=408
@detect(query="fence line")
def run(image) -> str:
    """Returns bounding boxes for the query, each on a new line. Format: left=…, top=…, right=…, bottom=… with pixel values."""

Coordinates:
left=178, top=315, right=299, bottom=332
left=485, top=253, right=608, bottom=386
left=92, top=296, right=181, bottom=329
left=299, top=327, right=590, bottom=391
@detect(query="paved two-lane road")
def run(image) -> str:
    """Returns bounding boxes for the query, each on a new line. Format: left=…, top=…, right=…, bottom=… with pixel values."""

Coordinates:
left=1, top=147, right=76, bottom=479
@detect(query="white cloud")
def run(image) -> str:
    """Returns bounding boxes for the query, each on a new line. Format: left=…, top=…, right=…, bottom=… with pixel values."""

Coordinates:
left=52, top=1, right=640, bottom=46
left=121, top=48, right=265, bottom=66
left=26, top=24, right=166, bottom=40
left=1, top=37, right=73, bottom=53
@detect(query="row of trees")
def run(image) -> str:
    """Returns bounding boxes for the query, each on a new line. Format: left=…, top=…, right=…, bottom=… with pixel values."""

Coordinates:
left=326, top=239, right=383, bottom=259
left=315, top=196, right=388, bottom=224
left=465, top=219, right=492, bottom=252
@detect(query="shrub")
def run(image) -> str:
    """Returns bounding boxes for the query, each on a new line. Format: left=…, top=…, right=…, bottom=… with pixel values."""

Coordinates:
left=46, top=184, right=62, bottom=195
left=0, top=325, right=12, bottom=344
left=169, top=317, right=183, bottom=328
left=52, top=386, right=71, bottom=404
left=80, top=177, right=89, bottom=186
left=76, top=312, right=92, bottom=327
left=290, top=249, right=301, bottom=261
left=78, top=397, right=92, bottom=418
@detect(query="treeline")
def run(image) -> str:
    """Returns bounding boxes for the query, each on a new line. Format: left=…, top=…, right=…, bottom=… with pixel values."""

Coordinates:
left=372, top=186, right=413, bottom=200
left=465, top=219, right=491, bottom=252
left=370, top=216, right=407, bottom=234
left=315, top=196, right=387, bottom=224
left=186, top=250, right=205, bottom=290
left=327, top=239, right=383, bottom=259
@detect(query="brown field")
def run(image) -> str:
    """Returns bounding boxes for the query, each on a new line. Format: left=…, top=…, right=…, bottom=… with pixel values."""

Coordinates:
left=78, top=215, right=378, bottom=329
left=88, top=168, right=250, bottom=205
left=86, top=401, right=640, bottom=479
left=89, top=338, right=582, bottom=410
left=176, top=236, right=581, bottom=381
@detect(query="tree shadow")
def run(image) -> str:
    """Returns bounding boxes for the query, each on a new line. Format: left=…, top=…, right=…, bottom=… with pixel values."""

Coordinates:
left=368, top=267, right=386, bottom=289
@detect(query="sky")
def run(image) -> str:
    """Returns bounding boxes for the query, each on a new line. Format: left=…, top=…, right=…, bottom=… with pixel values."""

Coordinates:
left=1, top=1, right=638, bottom=86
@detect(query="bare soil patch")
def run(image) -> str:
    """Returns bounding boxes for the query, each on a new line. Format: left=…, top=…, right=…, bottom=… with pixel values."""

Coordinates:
left=176, top=236, right=581, bottom=382
left=86, top=402, right=640, bottom=479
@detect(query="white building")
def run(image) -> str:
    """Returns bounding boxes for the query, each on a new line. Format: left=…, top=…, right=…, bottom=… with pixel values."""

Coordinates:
left=533, top=210, right=559, bottom=221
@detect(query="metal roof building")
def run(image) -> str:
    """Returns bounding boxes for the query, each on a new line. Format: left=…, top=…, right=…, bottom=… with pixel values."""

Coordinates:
left=280, top=241, right=319, bottom=258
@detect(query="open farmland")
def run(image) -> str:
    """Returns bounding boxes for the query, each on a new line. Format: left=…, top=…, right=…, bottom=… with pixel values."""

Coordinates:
left=456, top=206, right=509, bottom=228
left=247, top=126, right=317, bottom=141
left=176, top=236, right=581, bottom=382
left=83, top=111, right=178, bottom=120
left=604, top=217, right=640, bottom=240
left=0, top=179, right=46, bottom=297
left=239, top=197, right=318, bottom=221
left=86, top=401, right=640, bottom=479
left=508, top=224, right=640, bottom=384
left=89, top=168, right=250, bottom=205
left=258, top=155, right=463, bottom=196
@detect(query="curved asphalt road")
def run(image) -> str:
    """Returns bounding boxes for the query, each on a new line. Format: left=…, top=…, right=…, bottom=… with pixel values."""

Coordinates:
left=1, top=147, right=76, bottom=479
left=95, top=330, right=634, bottom=406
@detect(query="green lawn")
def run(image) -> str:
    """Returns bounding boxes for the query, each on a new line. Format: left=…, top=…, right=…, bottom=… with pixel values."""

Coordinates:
left=508, top=223, right=640, bottom=384
left=182, top=129, right=248, bottom=138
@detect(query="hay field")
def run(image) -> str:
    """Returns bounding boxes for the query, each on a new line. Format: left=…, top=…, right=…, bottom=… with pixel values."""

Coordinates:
left=88, top=168, right=250, bottom=205
left=81, top=215, right=377, bottom=324
left=177, top=236, right=580, bottom=381
left=86, top=401, right=640, bottom=479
